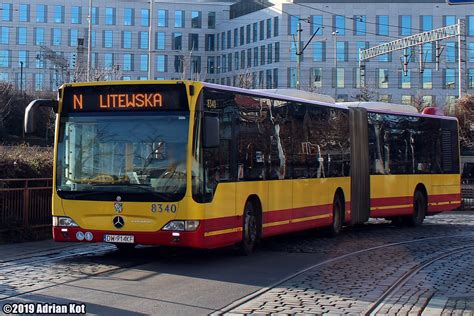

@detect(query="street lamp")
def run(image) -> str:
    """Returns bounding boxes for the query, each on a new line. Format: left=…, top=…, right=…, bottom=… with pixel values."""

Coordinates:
left=87, top=0, right=92, bottom=82
left=332, top=31, right=339, bottom=100
left=148, top=0, right=154, bottom=80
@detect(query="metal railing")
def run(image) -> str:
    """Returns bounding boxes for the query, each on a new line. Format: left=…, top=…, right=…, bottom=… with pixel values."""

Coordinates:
left=461, top=184, right=474, bottom=209
left=0, top=178, right=52, bottom=231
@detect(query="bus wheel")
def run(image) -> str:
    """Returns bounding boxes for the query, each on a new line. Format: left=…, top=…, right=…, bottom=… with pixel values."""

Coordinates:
left=114, top=243, right=136, bottom=252
left=237, top=202, right=259, bottom=256
left=406, top=191, right=427, bottom=227
left=324, top=194, right=344, bottom=237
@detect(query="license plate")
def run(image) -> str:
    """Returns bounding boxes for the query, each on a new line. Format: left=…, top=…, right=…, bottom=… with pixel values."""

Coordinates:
left=104, top=234, right=134, bottom=243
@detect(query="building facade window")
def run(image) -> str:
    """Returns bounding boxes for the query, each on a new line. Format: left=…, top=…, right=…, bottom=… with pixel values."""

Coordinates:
left=69, top=29, right=78, bottom=47
left=336, top=68, right=344, bottom=88
left=311, top=15, right=323, bottom=35
left=36, top=5, right=47, bottom=23
left=378, top=69, right=389, bottom=88
left=444, top=15, right=456, bottom=26
left=92, top=7, right=98, bottom=25
left=355, top=15, right=366, bottom=35
left=1, top=3, right=11, bottom=21
left=18, top=51, right=28, bottom=68
left=122, top=31, right=132, bottom=49
left=71, top=6, right=81, bottom=24
left=288, top=67, right=297, bottom=88
left=34, top=28, right=44, bottom=45
left=401, top=95, right=412, bottom=105
left=141, top=9, right=149, bottom=27
left=420, top=15, right=433, bottom=32
left=104, top=30, right=113, bottom=48
left=444, top=69, right=456, bottom=89
left=54, top=5, right=64, bottom=23
left=18, top=27, right=27, bottom=45
left=140, top=55, right=148, bottom=72
left=205, top=34, right=215, bottom=51
left=252, top=23, right=257, bottom=42
left=0, top=50, right=9, bottom=68
left=105, top=7, right=116, bottom=25
left=208, top=12, right=216, bottom=29
left=123, top=54, right=133, bottom=71
left=289, top=15, right=299, bottom=35
left=468, top=16, right=474, bottom=36
left=400, top=15, right=411, bottom=36
left=267, top=43, right=273, bottom=64
left=336, top=41, right=347, bottom=62
left=334, top=15, right=345, bottom=35
left=275, top=42, right=280, bottom=62
left=140, top=31, right=149, bottom=49
left=266, top=18, right=272, bottom=39
left=0, top=27, right=8, bottom=45
left=468, top=69, right=474, bottom=89
left=104, top=53, right=114, bottom=69
left=191, top=11, right=202, bottom=28
left=172, top=33, right=182, bottom=50
left=401, top=70, right=411, bottom=89
left=19, top=4, right=30, bottom=22
left=274, top=17, right=279, bottom=36
left=175, top=11, right=184, bottom=28
left=157, top=10, right=167, bottom=27
left=313, top=41, right=325, bottom=61
left=446, top=42, right=456, bottom=62
left=155, top=32, right=164, bottom=50
left=422, top=69, right=433, bottom=89
left=377, top=16, right=389, bottom=35
left=469, top=43, right=474, bottom=62
left=35, top=74, right=44, bottom=91
left=311, top=68, right=323, bottom=88
left=124, top=8, right=134, bottom=26
left=189, top=34, right=199, bottom=51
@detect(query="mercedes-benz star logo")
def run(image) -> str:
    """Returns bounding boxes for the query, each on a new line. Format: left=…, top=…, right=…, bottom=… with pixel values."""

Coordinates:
left=113, top=216, right=124, bottom=229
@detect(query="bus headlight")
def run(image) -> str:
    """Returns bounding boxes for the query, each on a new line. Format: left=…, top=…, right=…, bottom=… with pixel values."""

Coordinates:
left=53, top=216, right=79, bottom=227
left=162, top=220, right=200, bottom=232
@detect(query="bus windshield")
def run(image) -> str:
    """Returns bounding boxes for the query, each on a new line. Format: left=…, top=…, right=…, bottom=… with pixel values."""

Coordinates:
left=56, top=113, right=189, bottom=201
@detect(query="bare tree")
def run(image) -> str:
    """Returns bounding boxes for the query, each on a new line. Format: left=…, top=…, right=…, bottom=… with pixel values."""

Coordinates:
left=0, top=82, right=15, bottom=135
left=236, top=69, right=254, bottom=89
left=70, top=64, right=122, bottom=83
left=352, top=85, right=377, bottom=101
left=452, top=94, right=474, bottom=148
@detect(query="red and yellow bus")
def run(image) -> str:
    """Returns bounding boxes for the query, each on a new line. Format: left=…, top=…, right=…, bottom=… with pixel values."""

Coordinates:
left=24, top=80, right=460, bottom=254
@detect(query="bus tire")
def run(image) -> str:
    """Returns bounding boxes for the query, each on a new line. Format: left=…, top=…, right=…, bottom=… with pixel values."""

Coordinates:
left=405, top=190, right=427, bottom=227
left=324, top=193, right=344, bottom=237
left=114, top=243, right=136, bottom=252
left=237, top=202, right=259, bottom=256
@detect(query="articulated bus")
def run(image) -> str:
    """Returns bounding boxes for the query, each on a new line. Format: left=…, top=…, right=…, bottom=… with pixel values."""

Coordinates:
left=24, top=81, right=460, bottom=254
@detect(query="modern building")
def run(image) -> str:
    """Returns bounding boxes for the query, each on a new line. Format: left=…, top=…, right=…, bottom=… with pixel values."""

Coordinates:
left=0, top=0, right=473, bottom=106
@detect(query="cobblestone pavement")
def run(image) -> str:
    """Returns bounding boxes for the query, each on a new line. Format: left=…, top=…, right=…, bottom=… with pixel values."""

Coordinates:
left=1, top=212, right=473, bottom=315
left=226, top=212, right=474, bottom=315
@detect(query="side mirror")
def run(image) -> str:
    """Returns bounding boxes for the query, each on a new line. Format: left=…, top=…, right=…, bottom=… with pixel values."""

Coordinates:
left=202, top=114, right=219, bottom=148
left=24, top=99, right=58, bottom=134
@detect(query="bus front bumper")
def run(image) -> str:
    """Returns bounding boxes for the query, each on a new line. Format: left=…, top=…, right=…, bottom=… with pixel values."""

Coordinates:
left=52, top=225, right=241, bottom=249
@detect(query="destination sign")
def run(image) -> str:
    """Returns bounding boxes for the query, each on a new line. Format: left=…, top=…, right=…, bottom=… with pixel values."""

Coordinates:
left=62, top=83, right=188, bottom=113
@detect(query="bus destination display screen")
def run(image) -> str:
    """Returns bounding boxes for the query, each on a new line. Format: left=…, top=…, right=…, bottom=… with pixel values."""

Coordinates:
left=62, top=83, right=188, bottom=113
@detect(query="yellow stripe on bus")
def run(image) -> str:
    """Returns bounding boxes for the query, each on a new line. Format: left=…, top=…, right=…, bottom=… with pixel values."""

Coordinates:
left=204, top=227, right=243, bottom=237
left=370, top=204, right=413, bottom=211
left=263, top=214, right=332, bottom=228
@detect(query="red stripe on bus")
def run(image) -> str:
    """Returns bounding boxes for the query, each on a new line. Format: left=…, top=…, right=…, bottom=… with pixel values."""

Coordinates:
left=204, top=215, right=242, bottom=232
left=370, top=207, right=413, bottom=217
left=263, top=217, right=333, bottom=237
left=371, top=196, right=412, bottom=207
left=429, top=193, right=461, bottom=203
left=429, top=202, right=461, bottom=212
